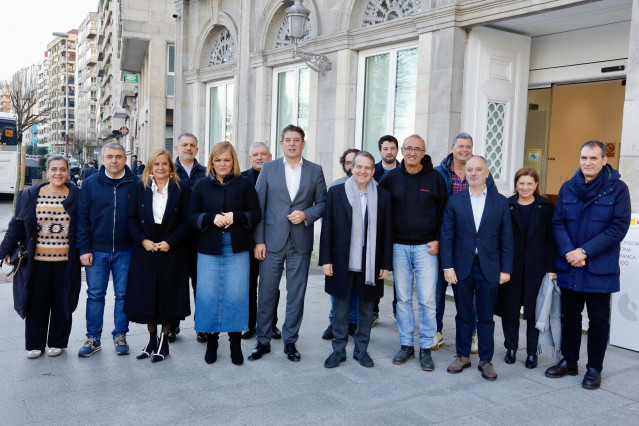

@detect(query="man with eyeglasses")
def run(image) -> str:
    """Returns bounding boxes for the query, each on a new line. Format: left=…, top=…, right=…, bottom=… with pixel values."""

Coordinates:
left=379, top=135, right=448, bottom=371
left=321, top=148, right=361, bottom=341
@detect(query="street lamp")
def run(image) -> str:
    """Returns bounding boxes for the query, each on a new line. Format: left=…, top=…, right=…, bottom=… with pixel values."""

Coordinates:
left=52, top=32, right=69, bottom=159
left=285, top=0, right=331, bottom=75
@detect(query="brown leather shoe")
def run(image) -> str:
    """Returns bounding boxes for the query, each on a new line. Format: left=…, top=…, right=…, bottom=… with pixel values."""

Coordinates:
left=447, top=356, right=471, bottom=374
left=478, top=360, right=497, bottom=381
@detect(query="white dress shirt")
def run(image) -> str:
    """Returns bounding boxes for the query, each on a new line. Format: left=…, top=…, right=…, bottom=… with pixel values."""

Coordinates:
left=284, top=157, right=303, bottom=201
left=151, top=180, right=168, bottom=224
left=469, top=186, right=487, bottom=253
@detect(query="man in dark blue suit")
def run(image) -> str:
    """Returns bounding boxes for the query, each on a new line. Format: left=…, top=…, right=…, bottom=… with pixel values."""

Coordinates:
left=440, top=155, right=513, bottom=381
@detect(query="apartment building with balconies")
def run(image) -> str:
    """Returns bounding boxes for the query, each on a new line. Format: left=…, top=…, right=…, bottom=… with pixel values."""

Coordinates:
left=76, top=12, right=99, bottom=158
left=47, top=30, right=77, bottom=155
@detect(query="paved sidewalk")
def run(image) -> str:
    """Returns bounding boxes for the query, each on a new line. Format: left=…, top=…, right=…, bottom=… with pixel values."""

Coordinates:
left=0, top=271, right=638, bottom=425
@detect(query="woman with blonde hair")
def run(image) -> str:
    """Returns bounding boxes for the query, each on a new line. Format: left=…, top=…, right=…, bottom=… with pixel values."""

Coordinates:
left=189, top=141, right=260, bottom=365
left=0, top=155, right=81, bottom=359
left=124, top=149, right=192, bottom=362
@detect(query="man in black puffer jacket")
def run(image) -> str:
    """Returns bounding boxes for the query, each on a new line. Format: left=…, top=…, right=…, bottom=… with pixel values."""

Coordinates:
left=379, top=134, right=448, bottom=372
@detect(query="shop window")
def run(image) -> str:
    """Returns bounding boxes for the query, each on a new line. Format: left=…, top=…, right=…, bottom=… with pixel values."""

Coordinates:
left=357, top=44, right=417, bottom=161
left=271, top=65, right=309, bottom=158
left=205, top=80, right=234, bottom=154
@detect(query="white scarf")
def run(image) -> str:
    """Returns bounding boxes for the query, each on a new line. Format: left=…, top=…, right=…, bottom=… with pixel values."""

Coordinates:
left=345, top=177, right=377, bottom=286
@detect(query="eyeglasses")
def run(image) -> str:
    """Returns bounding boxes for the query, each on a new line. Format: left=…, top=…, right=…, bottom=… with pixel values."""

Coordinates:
left=402, top=147, right=424, bottom=154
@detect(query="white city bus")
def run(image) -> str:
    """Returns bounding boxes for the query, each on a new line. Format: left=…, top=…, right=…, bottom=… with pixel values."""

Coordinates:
left=0, top=113, right=18, bottom=194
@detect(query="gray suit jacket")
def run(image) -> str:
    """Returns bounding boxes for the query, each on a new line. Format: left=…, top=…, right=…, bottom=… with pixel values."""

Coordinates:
left=254, top=158, right=327, bottom=254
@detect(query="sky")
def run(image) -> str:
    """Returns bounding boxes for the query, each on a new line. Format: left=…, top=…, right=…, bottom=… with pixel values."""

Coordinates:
left=0, top=0, right=97, bottom=81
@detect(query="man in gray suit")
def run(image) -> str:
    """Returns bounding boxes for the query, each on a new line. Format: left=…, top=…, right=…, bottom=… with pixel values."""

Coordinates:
left=249, top=124, right=327, bottom=362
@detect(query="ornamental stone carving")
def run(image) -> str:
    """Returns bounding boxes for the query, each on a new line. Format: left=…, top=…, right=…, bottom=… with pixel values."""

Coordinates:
left=360, top=0, right=421, bottom=27
left=208, top=29, right=235, bottom=66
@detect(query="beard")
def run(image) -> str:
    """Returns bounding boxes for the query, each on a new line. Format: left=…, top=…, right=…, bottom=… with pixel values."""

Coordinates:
left=382, top=156, right=396, bottom=165
left=345, top=170, right=353, bottom=177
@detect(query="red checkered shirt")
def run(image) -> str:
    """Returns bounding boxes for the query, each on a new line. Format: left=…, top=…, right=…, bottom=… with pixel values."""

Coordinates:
left=449, top=160, right=468, bottom=194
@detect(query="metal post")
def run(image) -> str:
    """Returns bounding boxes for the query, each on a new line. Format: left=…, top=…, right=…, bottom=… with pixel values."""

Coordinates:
left=65, top=38, right=69, bottom=160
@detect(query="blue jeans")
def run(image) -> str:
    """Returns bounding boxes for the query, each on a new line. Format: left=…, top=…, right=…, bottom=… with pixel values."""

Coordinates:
left=329, top=289, right=359, bottom=324
left=85, top=251, right=131, bottom=340
left=393, top=243, right=438, bottom=349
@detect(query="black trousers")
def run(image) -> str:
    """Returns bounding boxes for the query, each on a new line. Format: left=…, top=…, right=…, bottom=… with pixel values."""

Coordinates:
left=332, top=272, right=374, bottom=354
left=25, top=261, right=72, bottom=350
left=452, top=256, right=499, bottom=361
left=248, top=250, right=279, bottom=331
left=561, top=288, right=611, bottom=372
left=174, top=242, right=198, bottom=330
left=502, top=317, right=539, bottom=356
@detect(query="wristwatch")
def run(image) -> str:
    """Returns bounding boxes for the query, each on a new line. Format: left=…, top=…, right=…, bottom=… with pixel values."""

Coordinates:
left=581, top=248, right=587, bottom=255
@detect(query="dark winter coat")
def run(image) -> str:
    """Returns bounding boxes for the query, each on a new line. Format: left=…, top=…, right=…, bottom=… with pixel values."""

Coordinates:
left=176, top=157, right=207, bottom=188
left=0, top=182, right=81, bottom=319
left=379, top=155, right=449, bottom=245
left=319, top=183, right=393, bottom=302
left=552, top=165, right=630, bottom=293
left=241, top=167, right=260, bottom=186
left=188, top=173, right=261, bottom=255
left=495, top=194, right=557, bottom=320
left=123, top=180, right=192, bottom=322
left=77, top=165, right=139, bottom=255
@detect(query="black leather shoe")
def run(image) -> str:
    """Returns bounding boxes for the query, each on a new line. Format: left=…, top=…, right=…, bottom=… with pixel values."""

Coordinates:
left=196, top=332, right=207, bottom=343
left=504, top=349, right=516, bottom=364
left=167, top=329, right=176, bottom=343
left=324, top=351, right=346, bottom=368
left=271, top=327, right=282, bottom=340
left=241, top=328, right=256, bottom=340
left=284, top=343, right=301, bottom=362
left=545, top=358, right=578, bottom=378
left=248, top=342, right=271, bottom=361
left=353, top=350, right=374, bottom=368
left=321, top=324, right=334, bottom=340
left=582, top=367, right=602, bottom=390
left=525, top=355, right=538, bottom=369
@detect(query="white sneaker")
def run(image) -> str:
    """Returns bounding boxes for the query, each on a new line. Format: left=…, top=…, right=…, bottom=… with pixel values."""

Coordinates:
left=431, top=332, right=444, bottom=350
left=27, top=350, right=42, bottom=359
left=471, top=334, right=478, bottom=354
left=48, top=348, right=63, bottom=357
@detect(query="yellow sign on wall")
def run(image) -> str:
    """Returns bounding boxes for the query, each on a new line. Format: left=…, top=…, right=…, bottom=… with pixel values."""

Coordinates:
left=5, top=130, right=13, bottom=137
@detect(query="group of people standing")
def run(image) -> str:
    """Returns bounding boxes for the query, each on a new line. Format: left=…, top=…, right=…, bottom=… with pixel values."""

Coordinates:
left=0, top=124, right=629, bottom=391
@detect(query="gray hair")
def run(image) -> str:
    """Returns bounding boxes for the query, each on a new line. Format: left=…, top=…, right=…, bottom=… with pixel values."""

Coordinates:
left=178, top=132, right=198, bottom=144
left=46, top=155, right=69, bottom=170
left=452, top=132, right=473, bottom=147
left=467, top=155, right=488, bottom=167
left=403, top=134, right=426, bottom=149
left=249, top=141, right=270, bottom=155
left=102, top=142, right=125, bottom=153
left=581, top=140, right=606, bottom=158
left=352, top=151, right=375, bottom=168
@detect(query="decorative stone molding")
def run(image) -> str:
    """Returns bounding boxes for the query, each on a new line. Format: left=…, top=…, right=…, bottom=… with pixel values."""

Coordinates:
left=360, top=0, right=422, bottom=27
left=191, top=12, right=238, bottom=70
left=208, top=29, right=235, bottom=66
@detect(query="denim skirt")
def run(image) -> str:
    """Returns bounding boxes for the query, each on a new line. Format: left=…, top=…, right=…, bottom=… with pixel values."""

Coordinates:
left=195, top=232, right=249, bottom=333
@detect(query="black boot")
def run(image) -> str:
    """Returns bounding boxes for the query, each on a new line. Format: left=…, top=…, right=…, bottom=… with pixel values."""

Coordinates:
left=205, top=333, right=219, bottom=364
left=136, top=331, right=158, bottom=360
left=151, top=333, right=169, bottom=363
left=229, top=332, right=244, bottom=366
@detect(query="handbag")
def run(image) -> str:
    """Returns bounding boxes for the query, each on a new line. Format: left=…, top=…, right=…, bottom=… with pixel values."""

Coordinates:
left=2, top=243, right=27, bottom=280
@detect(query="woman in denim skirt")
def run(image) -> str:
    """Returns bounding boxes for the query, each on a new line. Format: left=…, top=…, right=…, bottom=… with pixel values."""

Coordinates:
left=188, top=141, right=260, bottom=365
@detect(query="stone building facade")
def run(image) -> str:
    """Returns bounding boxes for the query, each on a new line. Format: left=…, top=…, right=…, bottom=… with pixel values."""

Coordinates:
left=172, top=0, right=637, bottom=204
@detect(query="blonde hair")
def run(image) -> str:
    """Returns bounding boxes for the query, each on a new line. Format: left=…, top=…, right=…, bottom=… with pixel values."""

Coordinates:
left=141, top=149, right=180, bottom=189
left=206, top=141, right=241, bottom=178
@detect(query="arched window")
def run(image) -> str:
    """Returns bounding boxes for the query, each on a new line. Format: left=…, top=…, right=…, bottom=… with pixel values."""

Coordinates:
left=207, top=29, right=235, bottom=66
left=360, top=0, right=421, bottom=27
left=273, top=14, right=311, bottom=49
